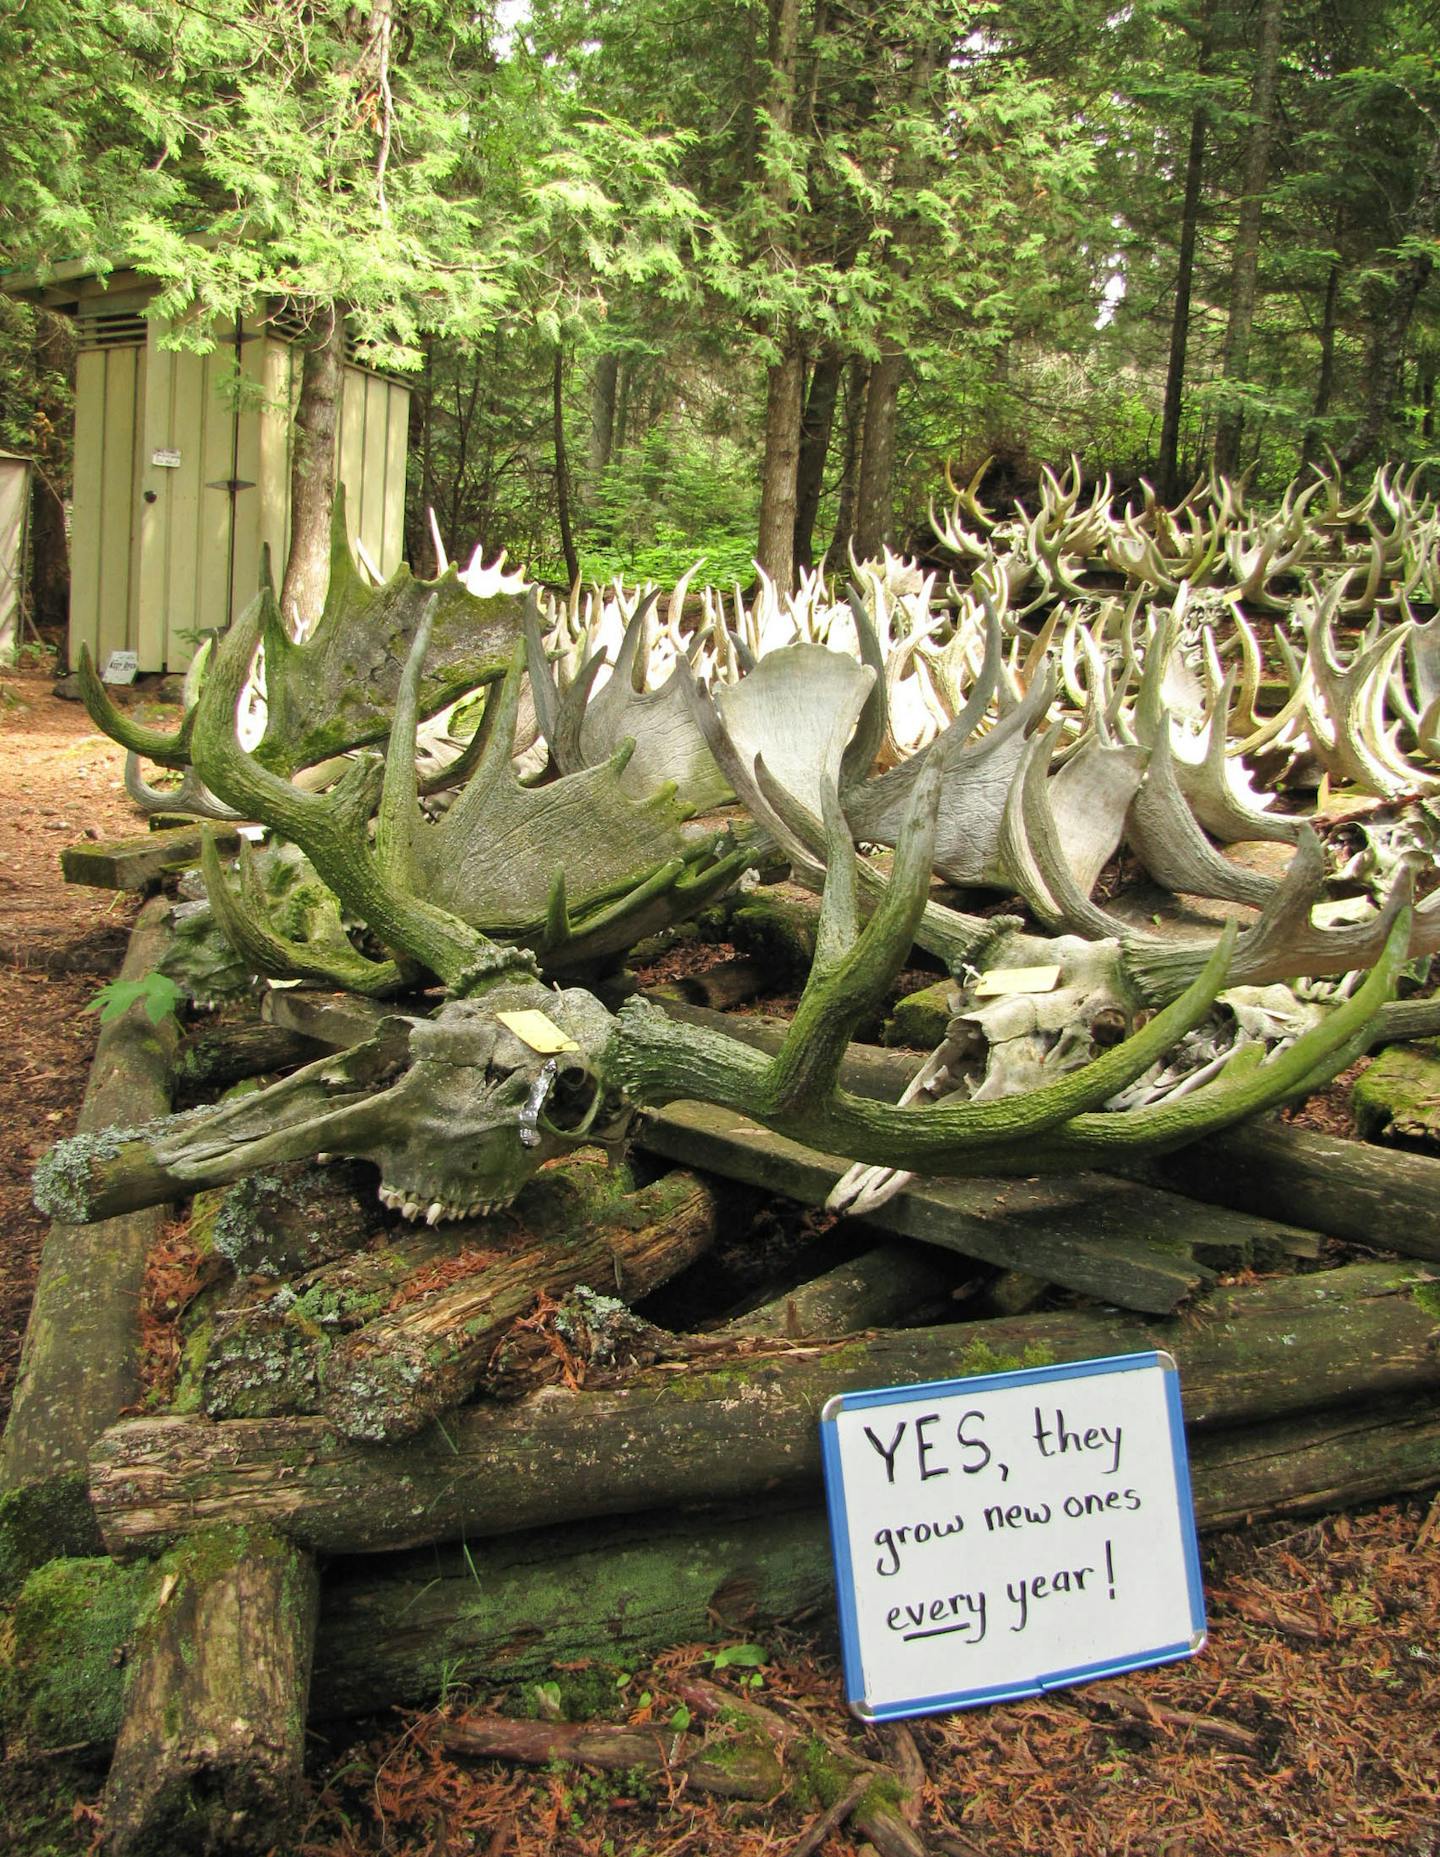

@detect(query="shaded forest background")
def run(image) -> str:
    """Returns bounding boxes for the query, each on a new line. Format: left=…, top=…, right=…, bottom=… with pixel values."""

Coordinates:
left=1, top=0, right=1437, bottom=615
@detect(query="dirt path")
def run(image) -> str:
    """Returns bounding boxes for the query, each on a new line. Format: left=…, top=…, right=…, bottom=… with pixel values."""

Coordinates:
left=0, top=668, right=141, bottom=1416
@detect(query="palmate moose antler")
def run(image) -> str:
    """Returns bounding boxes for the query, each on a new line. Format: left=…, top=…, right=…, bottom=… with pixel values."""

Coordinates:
left=38, top=616, right=1414, bottom=1231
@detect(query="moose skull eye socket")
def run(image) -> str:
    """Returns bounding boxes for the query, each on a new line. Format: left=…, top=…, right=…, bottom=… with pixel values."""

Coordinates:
left=519, top=1054, right=605, bottom=1147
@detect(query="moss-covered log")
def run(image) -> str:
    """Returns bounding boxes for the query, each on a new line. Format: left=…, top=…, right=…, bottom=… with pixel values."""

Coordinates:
left=1, top=897, right=179, bottom=1591
left=88, top=1260, right=1439, bottom=1558
left=1350, top=1039, right=1440, bottom=1151
left=16, top=1393, right=1440, bottom=1756
left=199, top=1224, right=464, bottom=1421
left=198, top=1156, right=383, bottom=1279
left=710, top=1241, right=962, bottom=1340
left=99, top=1526, right=318, bottom=1857
left=638, top=1100, right=1315, bottom=1313
left=321, top=1165, right=722, bottom=1441
left=172, top=1019, right=321, bottom=1103
left=2, top=1508, right=831, bottom=1753
left=1144, top=1115, right=1440, bottom=1262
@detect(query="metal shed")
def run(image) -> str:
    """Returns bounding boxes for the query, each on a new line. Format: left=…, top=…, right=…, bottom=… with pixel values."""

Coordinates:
left=3, top=263, right=410, bottom=672
left=0, top=450, right=30, bottom=664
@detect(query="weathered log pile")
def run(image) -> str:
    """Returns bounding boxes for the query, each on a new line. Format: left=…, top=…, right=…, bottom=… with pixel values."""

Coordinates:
left=6, top=904, right=1440, bottom=1853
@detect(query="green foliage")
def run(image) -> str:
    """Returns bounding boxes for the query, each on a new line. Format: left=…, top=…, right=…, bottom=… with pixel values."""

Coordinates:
left=83, top=971, right=183, bottom=1028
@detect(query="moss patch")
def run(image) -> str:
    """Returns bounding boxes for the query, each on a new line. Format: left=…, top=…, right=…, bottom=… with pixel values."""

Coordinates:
left=2, top=1556, right=151, bottom=1751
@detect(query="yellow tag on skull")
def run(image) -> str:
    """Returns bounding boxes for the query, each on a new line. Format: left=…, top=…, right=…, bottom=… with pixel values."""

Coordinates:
left=496, top=1009, right=580, bottom=1054
left=972, top=964, right=1063, bottom=999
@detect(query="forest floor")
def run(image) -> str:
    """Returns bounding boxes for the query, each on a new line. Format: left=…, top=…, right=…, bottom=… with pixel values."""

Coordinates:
left=0, top=663, right=1437, bottom=1857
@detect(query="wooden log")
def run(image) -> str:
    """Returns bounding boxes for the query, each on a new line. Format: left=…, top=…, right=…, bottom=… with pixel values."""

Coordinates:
left=320, top=1165, right=723, bottom=1441
left=199, top=1223, right=464, bottom=1420
left=1350, top=1039, right=1440, bottom=1151
left=60, top=823, right=241, bottom=892
left=1142, top=1115, right=1440, bottom=1263
left=434, top=1711, right=783, bottom=1801
left=3, top=1507, right=832, bottom=1753
left=709, top=1242, right=963, bottom=1340
left=88, top=1259, right=1439, bottom=1558
left=99, top=1525, right=318, bottom=1857
left=172, top=1018, right=320, bottom=1103
left=638, top=1100, right=1313, bottom=1313
left=1, top=897, right=178, bottom=1591
left=646, top=954, right=771, bottom=1011
left=17, top=1392, right=1440, bottom=1756
left=197, top=1156, right=383, bottom=1279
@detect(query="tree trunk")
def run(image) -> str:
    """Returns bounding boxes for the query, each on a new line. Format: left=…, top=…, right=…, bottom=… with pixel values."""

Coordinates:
left=1302, top=253, right=1343, bottom=467
left=89, top=1260, right=1440, bottom=1557
left=553, top=345, right=580, bottom=588
left=793, top=350, right=842, bottom=571
left=1212, top=0, right=1283, bottom=479
left=827, top=359, right=869, bottom=569
left=100, top=1526, right=317, bottom=1857
left=278, top=311, right=345, bottom=633
left=756, top=341, right=806, bottom=591
left=852, top=347, right=904, bottom=562
left=1340, top=128, right=1440, bottom=470
left=402, top=335, right=434, bottom=572
left=588, top=351, right=620, bottom=481
left=753, top=0, right=804, bottom=593
left=1157, top=8, right=1213, bottom=503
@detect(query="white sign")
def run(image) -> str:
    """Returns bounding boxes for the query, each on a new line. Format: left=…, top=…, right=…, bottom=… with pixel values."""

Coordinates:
left=101, top=650, right=139, bottom=685
left=151, top=448, right=182, bottom=468
left=820, top=1351, right=1205, bottom=1721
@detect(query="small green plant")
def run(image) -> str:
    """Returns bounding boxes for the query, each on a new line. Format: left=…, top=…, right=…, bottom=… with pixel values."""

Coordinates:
left=708, top=1641, right=768, bottom=1687
left=84, top=970, right=184, bottom=1027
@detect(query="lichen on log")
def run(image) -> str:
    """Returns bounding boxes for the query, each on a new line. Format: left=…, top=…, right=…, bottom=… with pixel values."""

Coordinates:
left=88, top=1260, right=1439, bottom=1558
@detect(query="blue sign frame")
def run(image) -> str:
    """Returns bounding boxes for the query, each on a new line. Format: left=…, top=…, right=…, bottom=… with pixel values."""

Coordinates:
left=819, top=1350, right=1206, bottom=1721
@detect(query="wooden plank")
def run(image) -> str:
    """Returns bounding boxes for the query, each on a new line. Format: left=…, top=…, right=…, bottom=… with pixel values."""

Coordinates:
left=638, top=1101, right=1214, bottom=1313
left=69, top=348, right=106, bottom=663
left=380, top=378, right=408, bottom=577
left=97, top=345, right=139, bottom=665
left=61, top=824, right=242, bottom=892
left=360, top=372, right=389, bottom=566
left=165, top=345, right=205, bottom=667
left=135, top=328, right=173, bottom=671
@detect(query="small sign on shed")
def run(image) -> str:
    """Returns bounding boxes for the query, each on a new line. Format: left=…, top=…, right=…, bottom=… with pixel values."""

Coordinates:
left=820, top=1351, right=1205, bottom=1721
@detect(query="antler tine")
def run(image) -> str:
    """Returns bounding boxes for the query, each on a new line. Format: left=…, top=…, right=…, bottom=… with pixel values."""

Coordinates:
left=757, top=743, right=944, bottom=1119
left=201, top=831, right=415, bottom=996
left=78, top=646, right=196, bottom=769
left=124, top=751, right=242, bottom=823
left=191, top=584, right=499, bottom=995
